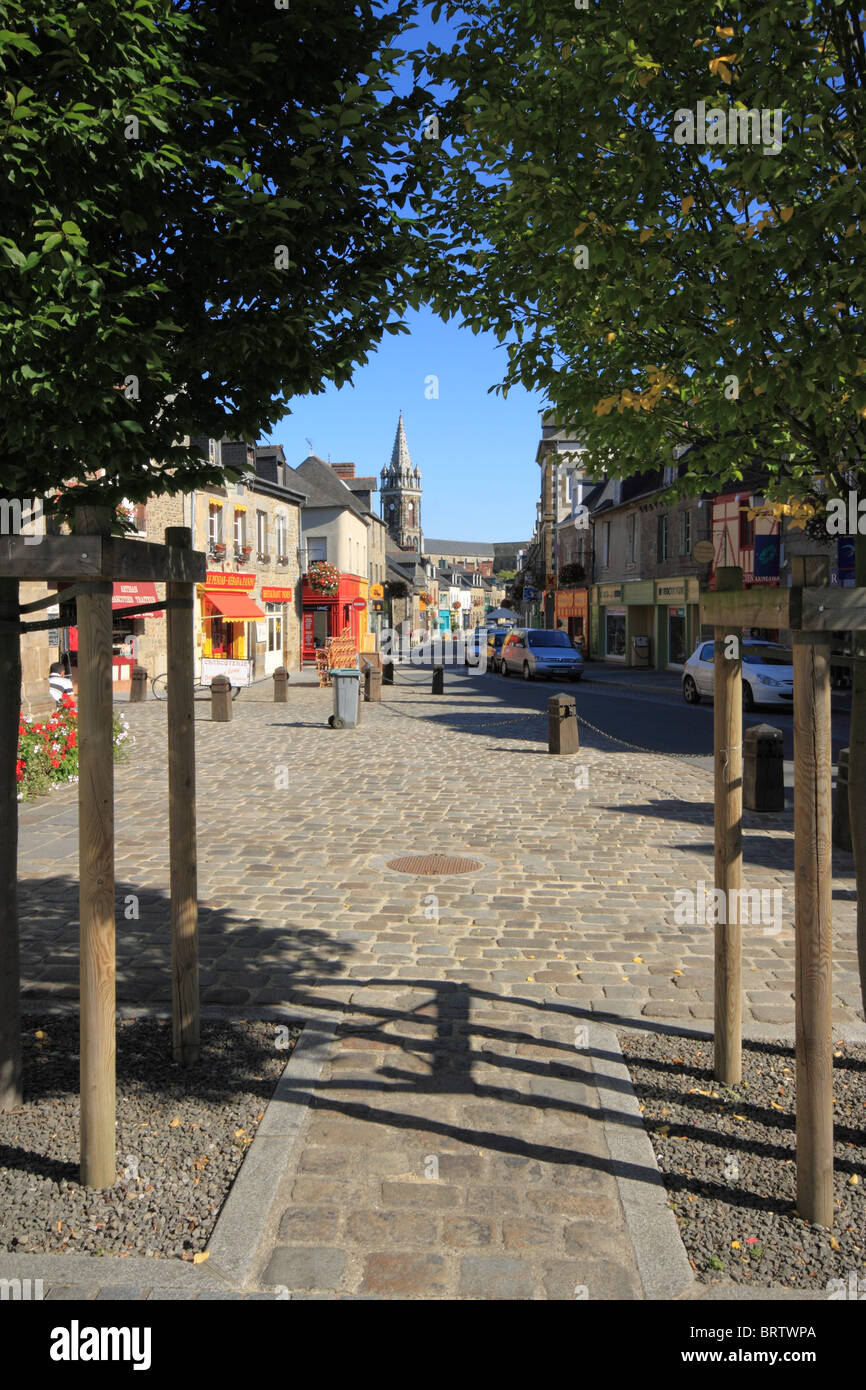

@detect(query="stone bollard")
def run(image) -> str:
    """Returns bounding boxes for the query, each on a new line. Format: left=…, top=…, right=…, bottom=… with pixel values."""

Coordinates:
left=210, top=674, right=233, bottom=722
left=832, top=747, right=852, bottom=852
left=273, top=666, right=289, bottom=703
left=364, top=663, right=382, bottom=702
left=130, top=665, right=148, bottom=703
left=548, top=693, right=579, bottom=754
left=432, top=665, right=444, bottom=694
left=382, top=659, right=394, bottom=685
left=743, top=723, right=784, bottom=811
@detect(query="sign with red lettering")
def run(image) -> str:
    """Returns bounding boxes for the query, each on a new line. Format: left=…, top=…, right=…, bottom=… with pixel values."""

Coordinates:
left=261, top=585, right=293, bottom=603
left=205, top=571, right=256, bottom=591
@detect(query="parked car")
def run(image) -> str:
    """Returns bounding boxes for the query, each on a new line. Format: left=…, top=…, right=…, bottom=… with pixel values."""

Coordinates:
left=500, top=628, right=584, bottom=680
left=485, top=628, right=509, bottom=671
left=682, top=639, right=794, bottom=711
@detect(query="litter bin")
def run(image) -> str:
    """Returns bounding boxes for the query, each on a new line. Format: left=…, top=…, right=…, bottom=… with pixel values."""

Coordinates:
left=631, top=635, right=650, bottom=668
left=329, top=668, right=361, bottom=728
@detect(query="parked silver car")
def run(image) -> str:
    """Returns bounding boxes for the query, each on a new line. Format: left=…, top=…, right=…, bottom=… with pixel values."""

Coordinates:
left=500, top=628, right=584, bottom=680
left=682, top=639, right=794, bottom=712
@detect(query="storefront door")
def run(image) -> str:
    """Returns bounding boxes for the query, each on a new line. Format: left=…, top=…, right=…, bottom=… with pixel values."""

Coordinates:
left=668, top=607, right=687, bottom=667
left=265, top=603, right=284, bottom=675
left=605, top=609, right=627, bottom=659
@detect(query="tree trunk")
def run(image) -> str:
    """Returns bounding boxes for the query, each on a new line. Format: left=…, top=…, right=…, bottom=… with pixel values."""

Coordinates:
left=851, top=534, right=866, bottom=1018
left=0, top=578, right=22, bottom=1110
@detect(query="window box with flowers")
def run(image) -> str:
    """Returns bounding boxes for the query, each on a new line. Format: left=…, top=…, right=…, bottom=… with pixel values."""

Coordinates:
left=307, top=560, right=340, bottom=595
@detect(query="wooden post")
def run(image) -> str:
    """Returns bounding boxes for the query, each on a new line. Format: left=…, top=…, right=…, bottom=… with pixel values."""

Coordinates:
left=76, top=506, right=116, bottom=1187
left=713, top=567, right=743, bottom=1085
left=793, top=633, right=834, bottom=1227
left=165, top=527, right=200, bottom=1066
left=0, top=578, right=22, bottom=1110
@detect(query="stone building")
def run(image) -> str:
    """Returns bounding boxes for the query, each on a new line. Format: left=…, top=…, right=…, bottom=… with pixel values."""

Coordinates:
left=381, top=413, right=422, bottom=551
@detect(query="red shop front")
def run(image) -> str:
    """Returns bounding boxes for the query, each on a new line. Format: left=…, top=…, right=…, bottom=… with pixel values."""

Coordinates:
left=301, top=573, right=365, bottom=663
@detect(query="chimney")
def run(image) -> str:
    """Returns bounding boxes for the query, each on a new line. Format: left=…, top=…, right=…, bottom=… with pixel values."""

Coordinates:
left=332, top=463, right=355, bottom=480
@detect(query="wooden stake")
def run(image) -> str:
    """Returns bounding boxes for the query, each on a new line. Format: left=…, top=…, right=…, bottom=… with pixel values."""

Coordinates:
left=713, top=624, right=743, bottom=1085
left=165, top=527, right=200, bottom=1065
left=77, top=564, right=116, bottom=1188
left=0, top=578, right=22, bottom=1111
left=793, top=634, right=834, bottom=1227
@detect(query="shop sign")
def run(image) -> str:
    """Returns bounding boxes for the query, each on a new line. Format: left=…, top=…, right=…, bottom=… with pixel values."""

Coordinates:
left=200, top=657, right=254, bottom=686
left=261, top=585, right=293, bottom=603
left=205, top=571, right=256, bottom=591
left=656, top=580, right=686, bottom=602
left=600, top=584, right=622, bottom=604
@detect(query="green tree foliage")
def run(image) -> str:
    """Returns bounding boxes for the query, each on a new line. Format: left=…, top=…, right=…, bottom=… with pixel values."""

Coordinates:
left=1, top=0, right=422, bottom=511
left=410, top=0, right=866, bottom=498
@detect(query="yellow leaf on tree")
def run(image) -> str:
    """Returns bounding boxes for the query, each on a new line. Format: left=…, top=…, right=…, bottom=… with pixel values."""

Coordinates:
left=639, top=228, right=653, bottom=243
left=681, top=195, right=695, bottom=214
left=779, top=207, right=794, bottom=223
left=715, top=25, right=734, bottom=37
left=606, top=331, right=616, bottom=343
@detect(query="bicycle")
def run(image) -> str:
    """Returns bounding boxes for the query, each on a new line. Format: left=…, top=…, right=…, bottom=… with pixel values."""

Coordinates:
left=151, top=673, right=242, bottom=701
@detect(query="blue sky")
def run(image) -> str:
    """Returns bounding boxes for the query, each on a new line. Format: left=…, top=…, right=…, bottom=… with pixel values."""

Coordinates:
left=262, top=305, right=545, bottom=544
left=262, top=2, right=545, bottom=546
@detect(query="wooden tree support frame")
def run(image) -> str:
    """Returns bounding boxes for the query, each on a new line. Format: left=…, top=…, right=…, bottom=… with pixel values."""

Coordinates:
left=0, top=516, right=206, bottom=1187
left=700, top=572, right=866, bottom=1228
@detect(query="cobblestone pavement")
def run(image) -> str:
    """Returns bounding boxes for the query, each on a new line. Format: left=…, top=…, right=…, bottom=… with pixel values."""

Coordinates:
left=14, top=668, right=862, bottom=1298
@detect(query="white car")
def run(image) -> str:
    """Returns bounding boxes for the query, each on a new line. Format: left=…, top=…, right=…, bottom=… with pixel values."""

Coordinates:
left=682, top=640, right=794, bottom=712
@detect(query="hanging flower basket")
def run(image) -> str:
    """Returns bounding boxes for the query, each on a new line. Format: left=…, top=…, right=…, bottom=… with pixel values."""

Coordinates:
left=307, top=560, right=340, bottom=595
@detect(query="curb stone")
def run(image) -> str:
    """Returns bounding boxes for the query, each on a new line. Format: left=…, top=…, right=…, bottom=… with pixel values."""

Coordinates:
left=590, top=1022, right=696, bottom=1301
left=0, top=1017, right=337, bottom=1298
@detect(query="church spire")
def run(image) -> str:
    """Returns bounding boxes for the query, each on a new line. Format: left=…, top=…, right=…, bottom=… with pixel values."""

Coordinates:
left=389, top=411, right=412, bottom=475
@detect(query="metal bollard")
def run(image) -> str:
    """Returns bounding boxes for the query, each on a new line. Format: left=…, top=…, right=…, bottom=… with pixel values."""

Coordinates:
left=432, top=665, right=444, bottom=694
left=743, top=723, right=784, bottom=812
left=210, top=673, right=233, bottom=722
left=273, top=666, right=289, bottom=703
left=130, top=665, right=148, bottom=703
left=548, top=693, right=579, bottom=754
left=832, top=747, right=852, bottom=852
left=382, top=659, right=394, bottom=685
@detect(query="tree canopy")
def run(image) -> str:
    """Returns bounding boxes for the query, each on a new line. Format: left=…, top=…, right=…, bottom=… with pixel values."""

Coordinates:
left=1, top=0, right=422, bottom=512
left=410, top=0, right=866, bottom=503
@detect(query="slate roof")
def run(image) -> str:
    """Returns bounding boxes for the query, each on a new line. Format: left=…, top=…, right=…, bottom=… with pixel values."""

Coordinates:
left=291, top=454, right=370, bottom=521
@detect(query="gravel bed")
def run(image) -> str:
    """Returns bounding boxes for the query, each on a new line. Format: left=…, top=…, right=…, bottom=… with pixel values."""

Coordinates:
left=620, top=1031, right=866, bottom=1292
left=0, top=1015, right=300, bottom=1259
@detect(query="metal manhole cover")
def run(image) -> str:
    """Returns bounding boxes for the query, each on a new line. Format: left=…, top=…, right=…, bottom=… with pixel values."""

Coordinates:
left=385, top=853, right=483, bottom=876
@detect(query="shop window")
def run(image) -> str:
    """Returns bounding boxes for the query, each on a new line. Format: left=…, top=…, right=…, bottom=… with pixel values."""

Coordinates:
left=605, top=612, right=626, bottom=657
